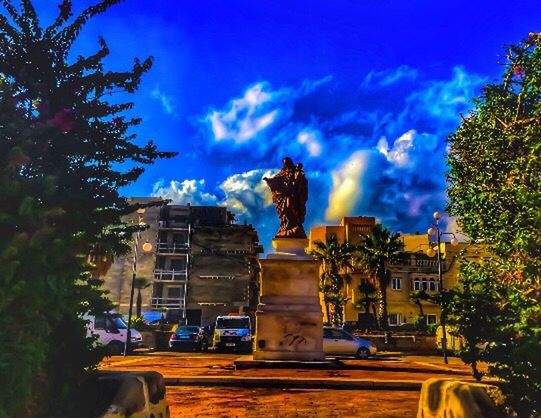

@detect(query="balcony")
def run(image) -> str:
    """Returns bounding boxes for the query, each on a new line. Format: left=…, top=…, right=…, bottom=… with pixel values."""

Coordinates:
left=153, top=269, right=188, bottom=282
left=156, top=242, right=189, bottom=254
left=151, top=297, right=186, bottom=309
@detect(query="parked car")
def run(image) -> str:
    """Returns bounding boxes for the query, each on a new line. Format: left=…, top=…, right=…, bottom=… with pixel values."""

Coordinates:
left=84, top=312, right=144, bottom=355
left=211, top=315, right=252, bottom=353
left=323, top=326, right=377, bottom=359
left=169, top=325, right=209, bottom=351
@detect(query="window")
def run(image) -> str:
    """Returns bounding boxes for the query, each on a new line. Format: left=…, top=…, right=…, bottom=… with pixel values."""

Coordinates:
left=170, top=258, right=186, bottom=271
left=426, top=314, right=437, bottom=325
left=216, top=317, right=250, bottom=329
left=391, top=278, right=402, bottom=290
left=413, top=279, right=439, bottom=292
left=167, top=287, right=181, bottom=298
left=388, top=313, right=402, bottom=326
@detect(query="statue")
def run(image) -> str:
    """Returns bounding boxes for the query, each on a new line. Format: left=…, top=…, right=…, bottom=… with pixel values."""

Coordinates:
left=264, top=157, right=308, bottom=239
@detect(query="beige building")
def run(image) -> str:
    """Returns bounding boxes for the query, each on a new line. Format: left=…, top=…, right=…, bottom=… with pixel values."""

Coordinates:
left=309, top=216, right=479, bottom=327
left=102, top=202, right=262, bottom=326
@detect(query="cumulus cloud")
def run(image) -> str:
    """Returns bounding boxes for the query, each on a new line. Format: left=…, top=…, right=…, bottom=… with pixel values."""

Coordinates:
left=405, top=66, right=486, bottom=124
left=207, top=83, right=282, bottom=144
left=152, top=179, right=218, bottom=205
left=326, top=151, right=369, bottom=221
left=160, top=66, right=486, bottom=248
left=297, top=130, right=323, bottom=157
left=151, top=86, right=176, bottom=115
left=377, top=129, right=416, bottom=168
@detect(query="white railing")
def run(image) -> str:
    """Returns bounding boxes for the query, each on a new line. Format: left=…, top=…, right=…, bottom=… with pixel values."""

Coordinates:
left=156, top=242, right=189, bottom=254
left=151, top=297, right=186, bottom=309
left=153, top=269, right=188, bottom=282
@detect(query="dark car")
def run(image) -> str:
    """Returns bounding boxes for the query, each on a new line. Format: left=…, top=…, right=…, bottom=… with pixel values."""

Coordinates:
left=169, top=326, right=209, bottom=351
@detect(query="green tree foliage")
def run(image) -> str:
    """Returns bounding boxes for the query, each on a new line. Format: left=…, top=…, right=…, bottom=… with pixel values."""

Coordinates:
left=447, top=34, right=541, bottom=416
left=0, top=1, right=174, bottom=416
left=310, top=235, right=355, bottom=326
left=357, top=225, right=403, bottom=330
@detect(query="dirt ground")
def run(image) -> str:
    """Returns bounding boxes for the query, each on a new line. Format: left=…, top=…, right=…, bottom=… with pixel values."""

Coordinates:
left=167, top=386, right=420, bottom=418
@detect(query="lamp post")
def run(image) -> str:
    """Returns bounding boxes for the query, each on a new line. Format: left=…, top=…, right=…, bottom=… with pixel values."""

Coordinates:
left=426, top=211, right=458, bottom=365
left=124, top=208, right=153, bottom=357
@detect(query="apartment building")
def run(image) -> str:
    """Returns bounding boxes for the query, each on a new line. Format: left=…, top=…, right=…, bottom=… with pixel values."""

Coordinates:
left=103, top=202, right=263, bottom=326
left=308, top=216, right=479, bottom=327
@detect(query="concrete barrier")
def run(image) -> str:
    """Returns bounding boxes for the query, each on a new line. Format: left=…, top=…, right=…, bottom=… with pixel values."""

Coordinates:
left=97, top=371, right=170, bottom=418
left=417, top=378, right=506, bottom=418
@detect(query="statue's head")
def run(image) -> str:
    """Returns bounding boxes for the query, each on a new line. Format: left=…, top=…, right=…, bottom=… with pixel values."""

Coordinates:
left=282, top=157, right=295, bottom=169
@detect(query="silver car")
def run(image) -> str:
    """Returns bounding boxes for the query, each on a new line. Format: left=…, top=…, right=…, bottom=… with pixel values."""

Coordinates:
left=323, top=327, right=377, bottom=359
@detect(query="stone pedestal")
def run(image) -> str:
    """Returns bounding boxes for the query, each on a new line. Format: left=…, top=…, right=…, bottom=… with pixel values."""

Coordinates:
left=254, top=238, right=324, bottom=361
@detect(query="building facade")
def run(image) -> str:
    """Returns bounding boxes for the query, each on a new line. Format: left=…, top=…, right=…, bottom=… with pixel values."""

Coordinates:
left=309, top=216, right=479, bottom=327
left=103, top=202, right=263, bottom=326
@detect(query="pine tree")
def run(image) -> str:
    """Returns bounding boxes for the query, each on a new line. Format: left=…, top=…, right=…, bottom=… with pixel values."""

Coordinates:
left=0, top=1, right=175, bottom=416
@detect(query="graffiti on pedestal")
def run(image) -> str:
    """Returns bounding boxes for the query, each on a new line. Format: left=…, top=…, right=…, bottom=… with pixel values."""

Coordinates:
left=279, top=319, right=317, bottom=351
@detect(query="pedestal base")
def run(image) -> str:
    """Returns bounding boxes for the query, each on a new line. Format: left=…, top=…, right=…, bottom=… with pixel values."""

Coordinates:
left=254, top=238, right=324, bottom=361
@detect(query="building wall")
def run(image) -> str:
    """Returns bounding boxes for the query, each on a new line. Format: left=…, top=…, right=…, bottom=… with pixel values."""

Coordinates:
left=101, top=198, right=162, bottom=313
left=309, top=218, right=481, bottom=327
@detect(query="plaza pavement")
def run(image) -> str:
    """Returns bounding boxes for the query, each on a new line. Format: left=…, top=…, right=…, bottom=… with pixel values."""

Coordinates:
left=99, top=352, right=485, bottom=417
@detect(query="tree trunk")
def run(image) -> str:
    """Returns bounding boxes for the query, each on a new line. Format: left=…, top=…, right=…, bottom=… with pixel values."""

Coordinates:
left=136, top=289, right=142, bottom=317
left=378, top=285, right=389, bottom=330
left=364, top=295, right=370, bottom=314
left=418, top=301, right=424, bottom=317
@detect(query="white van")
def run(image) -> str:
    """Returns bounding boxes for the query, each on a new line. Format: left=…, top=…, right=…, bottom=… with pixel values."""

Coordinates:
left=84, top=312, right=143, bottom=355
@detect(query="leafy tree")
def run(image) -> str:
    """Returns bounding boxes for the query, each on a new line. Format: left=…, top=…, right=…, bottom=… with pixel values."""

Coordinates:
left=446, top=262, right=510, bottom=381
left=357, top=225, right=403, bottom=330
left=446, top=33, right=541, bottom=416
left=409, top=290, right=429, bottom=317
left=310, top=235, right=355, bottom=326
left=0, top=1, right=174, bottom=417
left=134, top=277, right=151, bottom=317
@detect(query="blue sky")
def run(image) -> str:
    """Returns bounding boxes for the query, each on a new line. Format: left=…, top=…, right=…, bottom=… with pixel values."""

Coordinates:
left=35, top=1, right=541, bottom=248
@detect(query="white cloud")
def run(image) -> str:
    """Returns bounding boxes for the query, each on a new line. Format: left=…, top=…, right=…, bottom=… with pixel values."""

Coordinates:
left=325, top=151, right=369, bottom=221
left=151, top=179, right=218, bottom=205
left=206, top=83, right=284, bottom=144
left=406, top=66, right=486, bottom=122
left=377, top=129, right=415, bottom=168
left=297, top=130, right=323, bottom=157
left=362, top=65, right=418, bottom=88
left=220, top=168, right=277, bottom=215
left=151, top=86, right=176, bottom=115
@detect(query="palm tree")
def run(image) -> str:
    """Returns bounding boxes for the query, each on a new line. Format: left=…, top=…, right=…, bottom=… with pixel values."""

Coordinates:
left=310, top=235, right=356, bottom=326
left=357, top=279, right=379, bottom=314
left=357, top=224, right=403, bottom=330
left=356, top=278, right=379, bottom=330
left=134, top=277, right=151, bottom=317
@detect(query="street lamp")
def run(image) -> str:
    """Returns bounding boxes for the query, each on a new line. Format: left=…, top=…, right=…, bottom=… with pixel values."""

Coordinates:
left=426, top=211, right=458, bottom=365
left=124, top=208, right=153, bottom=356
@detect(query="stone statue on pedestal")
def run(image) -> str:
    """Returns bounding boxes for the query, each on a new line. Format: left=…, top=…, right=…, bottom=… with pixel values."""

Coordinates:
left=263, top=157, right=308, bottom=239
